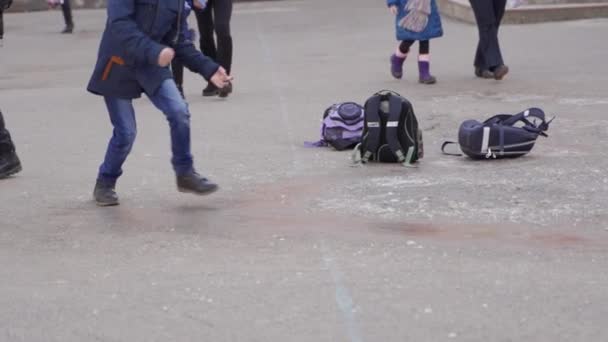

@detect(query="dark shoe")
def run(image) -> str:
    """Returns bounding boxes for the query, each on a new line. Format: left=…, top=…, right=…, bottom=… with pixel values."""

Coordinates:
left=475, top=68, right=494, bottom=79
left=93, top=180, right=119, bottom=206
left=0, top=153, right=22, bottom=179
left=218, top=82, right=233, bottom=98
left=61, top=24, right=74, bottom=34
left=177, top=172, right=219, bottom=196
left=390, top=54, right=406, bottom=79
left=202, top=84, right=218, bottom=97
left=418, top=60, right=437, bottom=84
left=493, top=65, right=509, bottom=80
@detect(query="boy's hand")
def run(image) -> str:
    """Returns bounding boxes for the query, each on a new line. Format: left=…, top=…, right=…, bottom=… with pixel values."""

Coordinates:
left=158, top=47, right=175, bottom=67
left=389, top=5, right=398, bottom=15
left=210, top=67, right=233, bottom=89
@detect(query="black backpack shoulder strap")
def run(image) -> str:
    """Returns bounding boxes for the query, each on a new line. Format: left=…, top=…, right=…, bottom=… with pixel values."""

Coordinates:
left=385, top=95, right=416, bottom=167
left=502, top=108, right=554, bottom=136
left=361, top=95, right=383, bottom=163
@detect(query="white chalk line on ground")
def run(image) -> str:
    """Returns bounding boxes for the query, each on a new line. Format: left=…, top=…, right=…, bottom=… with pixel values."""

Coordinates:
left=320, top=240, right=364, bottom=342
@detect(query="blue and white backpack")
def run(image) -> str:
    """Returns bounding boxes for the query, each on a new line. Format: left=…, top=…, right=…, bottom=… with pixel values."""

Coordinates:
left=305, top=102, right=365, bottom=151
left=442, top=108, right=554, bottom=159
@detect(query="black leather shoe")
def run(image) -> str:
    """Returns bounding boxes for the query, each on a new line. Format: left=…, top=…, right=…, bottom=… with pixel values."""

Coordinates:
left=218, top=82, right=233, bottom=98
left=177, top=172, right=218, bottom=195
left=93, top=180, right=119, bottom=206
left=0, top=152, right=22, bottom=179
left=202, top=84, right=218, bottom=97
left=493, top=65, right=509, bottom=80
left=475, top=68, right=494, bottom=79
left=61, top=24, right=74, bottom=34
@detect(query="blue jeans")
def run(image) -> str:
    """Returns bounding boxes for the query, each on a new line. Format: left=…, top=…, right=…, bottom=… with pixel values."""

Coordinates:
left=98, top=79, right=194, bottom=184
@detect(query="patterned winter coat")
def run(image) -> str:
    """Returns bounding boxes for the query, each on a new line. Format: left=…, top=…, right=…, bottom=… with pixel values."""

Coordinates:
left=387, top=0, right=443, bottom=41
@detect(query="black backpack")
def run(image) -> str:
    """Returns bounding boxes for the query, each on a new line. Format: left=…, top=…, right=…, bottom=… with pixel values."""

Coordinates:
left=442, top=108, right=553, bottom=159
left=353, top=90, right=423, bottom=166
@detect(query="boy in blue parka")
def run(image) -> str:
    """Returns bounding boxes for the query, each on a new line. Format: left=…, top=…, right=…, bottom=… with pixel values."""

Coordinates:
left=87, top=0, right=232, bottom=206
left=387, top=0, right=443, bottom=84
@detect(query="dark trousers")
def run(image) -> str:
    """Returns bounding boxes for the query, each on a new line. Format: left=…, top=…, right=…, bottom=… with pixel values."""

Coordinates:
left=172, top=59, right=184, bottom=88
left=0, top=10, right=4, bottom=41
left=469, top=0, right=506, bottom=70
left=195, top=0, right=233, bottom=74
left=172, top=0, right=233, bottom=89
left=61, top=0, right=74, bottom=27
left=0, top=111, right=15, bottom=155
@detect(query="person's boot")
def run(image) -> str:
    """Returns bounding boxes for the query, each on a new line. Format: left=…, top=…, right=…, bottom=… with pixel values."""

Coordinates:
left=418, top=57, right=436, bottom=84
left=475, top=67, right=494, bottom=79
left=177, top=171, right=219, bottom=195
left=61, top=2, right=74, bottom=34
left=61, top=24, right=74, bottom=34
left=492, top=65, right=509, bottom=80
left=390, top=54, right=406, bottom=79
left=218, top=82, right=233, bottom=98
left=202, top=83, right=218, bottom=97
left=93, top=180, right=119, bottom=206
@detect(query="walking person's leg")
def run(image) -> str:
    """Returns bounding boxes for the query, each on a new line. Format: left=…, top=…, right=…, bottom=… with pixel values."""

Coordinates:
left=213, top=0, right=233, bottom=97
left=0, top=9, right=5, bottom=43
left=390, top=40, right=414, bottom=79
left=495, top=0, right=507, bottom=28
left=491, top=0, right=509, bottom=79
left=195, top=1, right=220, bottom=96
left=470, top=0, right=509, bottom=80
left=0, top=111, right=22, bottom=179
left=469, top=0, right=503, bottom=79
left=417, top=40, right=436, bottom=84
left=146, top=79, right=218, bottom=195
left=60, top=0, right=74, bottom=34
left=94, top=97, right=137, bottom=206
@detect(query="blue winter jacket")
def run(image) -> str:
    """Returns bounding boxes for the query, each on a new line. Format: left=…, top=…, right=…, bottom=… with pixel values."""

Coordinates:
left=87, top=0, right=219, bottom=99
left=387, top=0, right=443, bottom=41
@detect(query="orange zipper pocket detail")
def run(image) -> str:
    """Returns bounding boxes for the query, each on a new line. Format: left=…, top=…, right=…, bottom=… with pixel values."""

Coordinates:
left=101, top=56, right=126, bottom=81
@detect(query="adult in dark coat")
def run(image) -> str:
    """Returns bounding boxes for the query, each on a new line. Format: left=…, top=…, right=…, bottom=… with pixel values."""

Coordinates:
left=469, top=0, right=509, bottom=80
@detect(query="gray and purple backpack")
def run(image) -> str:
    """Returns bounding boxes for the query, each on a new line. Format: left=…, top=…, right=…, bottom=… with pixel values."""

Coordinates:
left=305, top=102, right=365, bottom=151
left=442, top=108, right=554, bottom=159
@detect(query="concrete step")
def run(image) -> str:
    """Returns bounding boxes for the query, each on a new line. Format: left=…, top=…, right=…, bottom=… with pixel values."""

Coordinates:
left=438, top=0, right=608, bottom=24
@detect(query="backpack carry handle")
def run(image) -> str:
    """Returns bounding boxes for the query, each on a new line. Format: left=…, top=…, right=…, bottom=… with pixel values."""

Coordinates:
left=441, top=141, right=462, bottom=156
left=502, top=108, right=554, bottom=136
left=374, top=89, right=403, bottom=98
left=485, top=108, right=554, bottom=137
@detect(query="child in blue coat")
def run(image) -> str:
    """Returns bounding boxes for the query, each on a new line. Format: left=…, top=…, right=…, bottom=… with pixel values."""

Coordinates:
left=87, top=0, right=232, bottom=206
left=387, top=0, right=443, bottom=84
